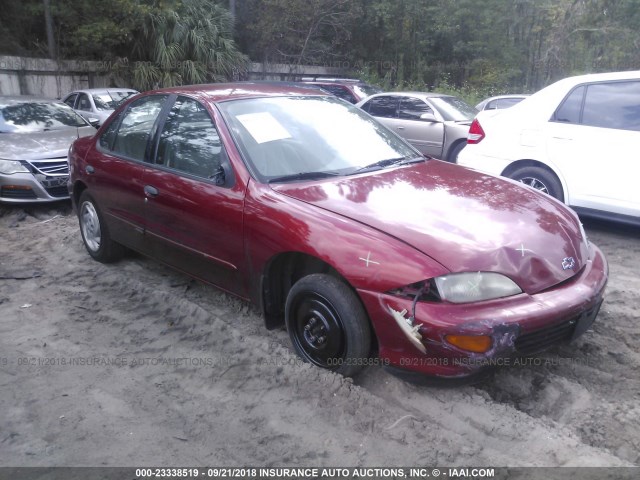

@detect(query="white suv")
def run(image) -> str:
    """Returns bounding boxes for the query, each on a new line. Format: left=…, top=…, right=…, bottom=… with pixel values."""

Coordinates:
left=457, top=70, right=640, bottom=226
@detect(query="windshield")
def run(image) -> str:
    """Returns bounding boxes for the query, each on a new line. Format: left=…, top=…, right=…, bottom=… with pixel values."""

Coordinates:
left=430, top=96, right=478, bottom=121
left=219, top=96, right=420, bottom=182
left=353, top=84, right=382, bottom=99
left=0, top=101, right=87, bottom=132
left=93, top=91, right=137, bottom=111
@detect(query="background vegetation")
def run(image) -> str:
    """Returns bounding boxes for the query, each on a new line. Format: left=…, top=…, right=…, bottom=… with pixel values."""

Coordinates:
left=2, top=0, right=640, bottom=102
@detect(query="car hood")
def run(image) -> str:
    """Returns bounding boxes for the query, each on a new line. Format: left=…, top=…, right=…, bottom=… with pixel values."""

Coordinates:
left=0, top=126, right=95, bottom=160
left=272, top=160, right=588, bottom=294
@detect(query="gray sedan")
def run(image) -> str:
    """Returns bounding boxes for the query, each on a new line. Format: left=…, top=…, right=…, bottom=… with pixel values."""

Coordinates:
left=0, top=96, right=95, bottom=203
left=63, top=88, right=138, bottom=126
left=357, top=92, right=477, bottom=162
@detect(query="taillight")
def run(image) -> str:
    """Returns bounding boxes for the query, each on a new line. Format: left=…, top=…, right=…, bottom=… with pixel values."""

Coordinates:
left=467, top=118, right=485, bottom=144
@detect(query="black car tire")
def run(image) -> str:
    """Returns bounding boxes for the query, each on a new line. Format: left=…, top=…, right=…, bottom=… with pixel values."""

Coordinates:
left=508, top=166, right=564, bottom=201
left=78, top=191, right=125, bottom=263
left=285, top=274, right=371, bottom=377
left=448, top=141, right=466, bottom=163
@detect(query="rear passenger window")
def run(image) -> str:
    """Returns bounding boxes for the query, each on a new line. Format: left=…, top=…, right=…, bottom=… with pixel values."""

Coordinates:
left=582, top=81, right=640, bottom=131
left=365, top=96, right=398, bottom=118
left=320, top=85, right=356, bottom=104
left=554, top=86, right=584, bottom=124
left=155, top=97, right=225, bottom=180
left=110, top=95, right=167, bottom=161
left=64, top=94, right=77, bottom=108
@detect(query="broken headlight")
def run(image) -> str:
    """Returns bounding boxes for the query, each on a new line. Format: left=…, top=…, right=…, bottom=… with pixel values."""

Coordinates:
left=389, top=272, right=521, bottom=304
left=434, top=272, right=521, bottom=303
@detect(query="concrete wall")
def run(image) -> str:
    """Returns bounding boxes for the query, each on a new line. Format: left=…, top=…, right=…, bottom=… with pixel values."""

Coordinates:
left=0, top=56, right=113, bottom=98
left=0, top=55, right=349, bottom=98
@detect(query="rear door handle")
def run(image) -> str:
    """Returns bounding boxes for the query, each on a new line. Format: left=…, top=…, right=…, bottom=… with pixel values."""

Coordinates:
left=144, top=185, right=159, bottom=197
left=85, top=165, right=95, bottom=174
left=397, top=126, right=405, bottom=130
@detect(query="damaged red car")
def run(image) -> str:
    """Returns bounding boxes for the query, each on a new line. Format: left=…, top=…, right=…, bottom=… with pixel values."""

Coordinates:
left=68, top=83, right=608, bottom=381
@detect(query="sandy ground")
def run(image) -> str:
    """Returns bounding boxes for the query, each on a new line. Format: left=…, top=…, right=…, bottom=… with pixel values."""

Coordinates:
left=0, top=202, right=638, bottom=468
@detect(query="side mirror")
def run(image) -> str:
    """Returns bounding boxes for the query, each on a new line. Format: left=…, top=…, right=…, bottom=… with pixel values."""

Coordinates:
left=420, top=112, right=437, bottom=122
left=88, top=117, right=100, bottom=128
left=211, top=165, right=226, bottom=186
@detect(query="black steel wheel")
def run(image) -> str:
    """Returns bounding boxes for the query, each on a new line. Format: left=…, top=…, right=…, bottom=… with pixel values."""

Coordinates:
left=285, top=274, right=371, bottom=377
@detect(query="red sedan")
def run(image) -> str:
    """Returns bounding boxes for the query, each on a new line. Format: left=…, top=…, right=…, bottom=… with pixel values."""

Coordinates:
left=68, top=83, right=607, bottom=380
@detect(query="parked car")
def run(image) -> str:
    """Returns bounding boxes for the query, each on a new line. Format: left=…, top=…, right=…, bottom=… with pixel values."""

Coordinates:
left=300, top=78, right=381, bottom=104
left=62, top=88, right=138, bottom=126
left=475, top=94, right=529, bottom=111
left=356, top=92, right=477, bottom=162
left=69, top=83, right=607, bottom=381
left=458, top=70, right=640, bottom=226
left=0, top=96, right=96, bottom=203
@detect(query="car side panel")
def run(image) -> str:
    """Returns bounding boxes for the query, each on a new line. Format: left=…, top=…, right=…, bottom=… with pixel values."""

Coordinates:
left=81, top=145, right=147, bottom=252
left=142, top=166, right=248, bottom=297
left=546, top=122, right=639, bottom=217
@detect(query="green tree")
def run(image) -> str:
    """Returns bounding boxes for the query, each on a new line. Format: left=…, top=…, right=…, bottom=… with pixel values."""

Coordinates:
left=129, top=0, right=248, bottom=90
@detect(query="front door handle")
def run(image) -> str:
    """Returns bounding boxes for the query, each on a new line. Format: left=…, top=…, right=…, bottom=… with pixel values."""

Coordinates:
left=397, top=126, right=405, bottom=130
left=144, top=185, right=159, bottom=197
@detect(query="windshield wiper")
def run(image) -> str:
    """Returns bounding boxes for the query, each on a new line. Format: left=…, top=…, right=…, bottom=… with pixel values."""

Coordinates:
left=268, top=170, right=342, bottom=184
left=352, top=155, right=424, bottom=174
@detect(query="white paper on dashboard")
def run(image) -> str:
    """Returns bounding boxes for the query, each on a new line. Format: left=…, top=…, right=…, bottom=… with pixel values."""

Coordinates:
left=236, top=112, right=292, bottom=144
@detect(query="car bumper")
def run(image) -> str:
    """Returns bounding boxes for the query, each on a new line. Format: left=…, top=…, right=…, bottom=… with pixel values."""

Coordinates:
left=0, top=172, right=70, bottom=203
left=456, top=147, right=511, bottom=175
left=357, top=242, right=608, bottom=378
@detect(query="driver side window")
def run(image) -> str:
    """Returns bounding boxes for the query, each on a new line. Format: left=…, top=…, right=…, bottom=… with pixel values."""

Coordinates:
left=155, top=97, right=225, bottom=181
left=399, top=97, right=433, bottom=120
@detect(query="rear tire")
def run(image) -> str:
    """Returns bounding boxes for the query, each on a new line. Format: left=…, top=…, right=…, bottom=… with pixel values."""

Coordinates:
left=285, top=274, right=371, bottom=377
left=448, top=141, right=466, bottom=163
left=78, top=191, right=125, bottom=263
left=508, top=166, right=564, bottom=201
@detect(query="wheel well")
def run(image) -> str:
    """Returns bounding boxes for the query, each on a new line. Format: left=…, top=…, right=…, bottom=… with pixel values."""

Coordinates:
left=261, top=253, right=339, bottom=329
left=260, top=252, right=378, bottom=352
left=501, top=160, right=565, bottom=202
left=73, top=181, right=88, bottom=208
left=446, top=139, right=465, bottom=162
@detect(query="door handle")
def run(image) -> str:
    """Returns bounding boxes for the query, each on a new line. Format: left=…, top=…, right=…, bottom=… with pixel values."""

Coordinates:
left=85, top=165, right=95, bottom=174
left=397, top=126, right=405, bottom=130
left=144, top=185, right=159, bottom=197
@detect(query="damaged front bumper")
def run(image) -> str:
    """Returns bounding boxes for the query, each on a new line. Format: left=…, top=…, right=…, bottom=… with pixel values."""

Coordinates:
left=357, top=243, right=608, bottom=379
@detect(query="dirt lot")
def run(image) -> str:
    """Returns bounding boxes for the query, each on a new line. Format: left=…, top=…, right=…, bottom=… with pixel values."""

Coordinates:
left=0, top=202, right=638, bottom=467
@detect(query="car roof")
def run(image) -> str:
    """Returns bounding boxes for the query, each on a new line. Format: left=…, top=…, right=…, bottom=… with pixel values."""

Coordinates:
left=557, top=69, right=640, bottom=85
left=142, top=82, right=331, bottom=103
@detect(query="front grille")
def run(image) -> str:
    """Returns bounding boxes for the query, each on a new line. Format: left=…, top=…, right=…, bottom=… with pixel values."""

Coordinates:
left=515, top=317, right=578, bottom=355
left=45, top=185, right=69, bottom=198
left=27, top=157, right=69, bottom=176
left=1, top=187, right=37, bottom=199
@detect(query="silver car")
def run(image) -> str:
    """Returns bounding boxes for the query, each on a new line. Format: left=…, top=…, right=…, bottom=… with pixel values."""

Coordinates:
left=0, top=96, right=95, bottom=203
left=62, top=88, right=138, bottom=126
left=357, top=92, right=477, bottom=162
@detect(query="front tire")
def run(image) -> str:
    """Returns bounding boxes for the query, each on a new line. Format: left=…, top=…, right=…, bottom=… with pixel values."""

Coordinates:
left=508, top=166, right=564, bottom=201
left=285, top=274, right=371, bottom=377
left=78, top=191, right=125, bottom=263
